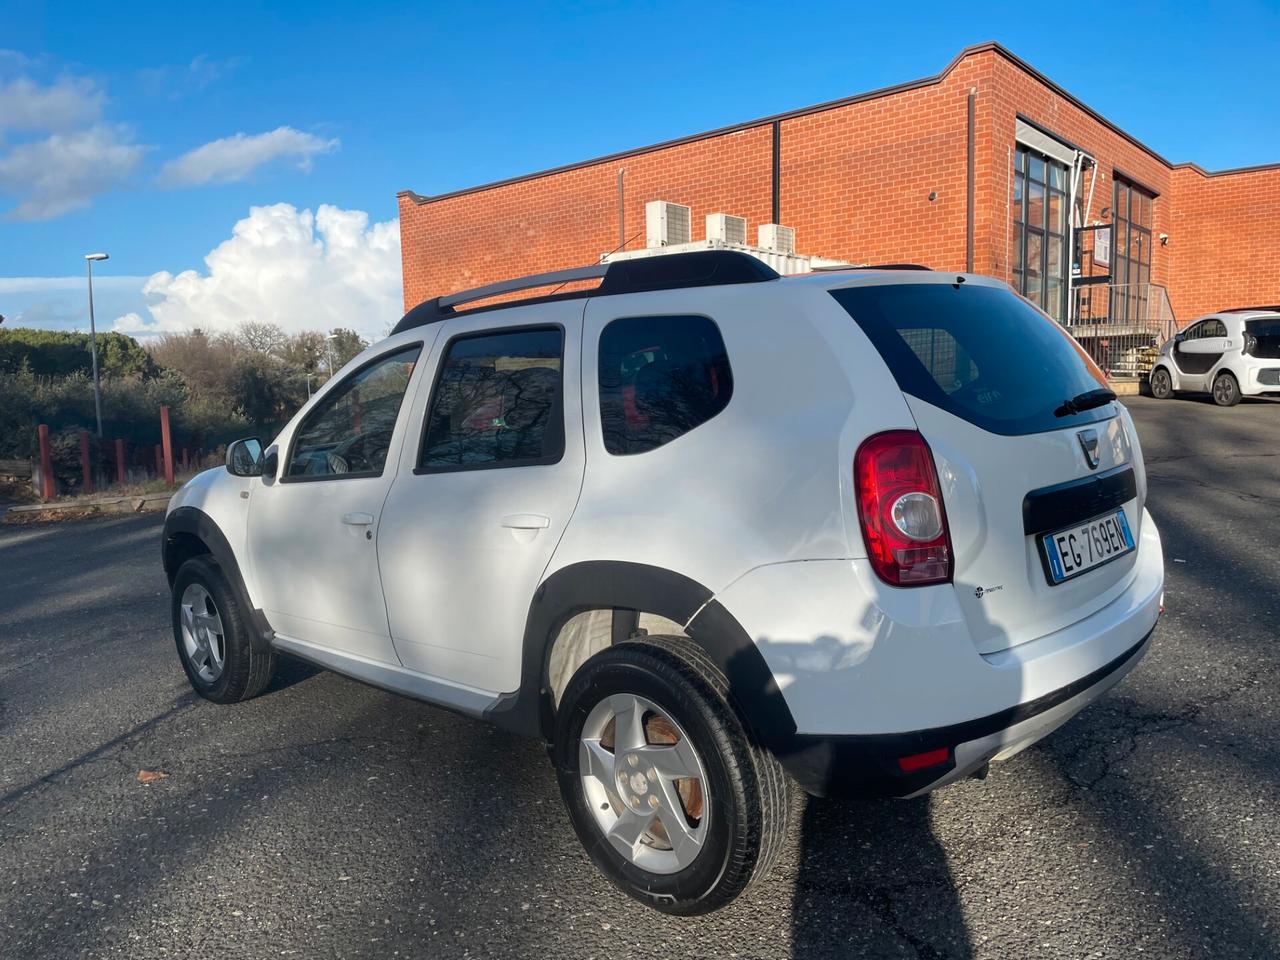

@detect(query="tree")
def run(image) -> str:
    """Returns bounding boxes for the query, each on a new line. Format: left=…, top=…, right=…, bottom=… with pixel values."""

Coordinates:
left=327, top=327, right=368, bottom=374
left=235, top=321, right=289, bottom=357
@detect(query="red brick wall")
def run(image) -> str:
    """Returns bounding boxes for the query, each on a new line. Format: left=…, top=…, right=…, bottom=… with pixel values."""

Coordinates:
left=1167, top=165, right=1280, bottom=321
left=400, top=45, right=1280, bottom=329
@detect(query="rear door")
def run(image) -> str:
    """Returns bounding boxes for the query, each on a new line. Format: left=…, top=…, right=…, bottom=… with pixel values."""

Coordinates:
left=377, top=301, right=586, bottom=695
left=833, top=278, right=1144, bottom=655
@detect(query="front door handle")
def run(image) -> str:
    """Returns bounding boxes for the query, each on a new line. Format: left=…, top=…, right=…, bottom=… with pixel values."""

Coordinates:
left=501, top=514, right=550, bottom=530
left=342, top=512, right=375, bottom=526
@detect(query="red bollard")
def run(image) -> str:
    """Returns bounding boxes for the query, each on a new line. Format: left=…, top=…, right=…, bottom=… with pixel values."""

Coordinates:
left=37, top=423, right=55, bottom=501
left=115, top=439, right=126, bottom=485
left=79, top=430, right=93, bottom=495
left=159, top=405, right=175, bottom=487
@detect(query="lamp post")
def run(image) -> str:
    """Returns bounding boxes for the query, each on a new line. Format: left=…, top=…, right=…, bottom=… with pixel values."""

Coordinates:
left=84, top=252, right=109, bottom=437
left=325, top=333, right=337, bottom=379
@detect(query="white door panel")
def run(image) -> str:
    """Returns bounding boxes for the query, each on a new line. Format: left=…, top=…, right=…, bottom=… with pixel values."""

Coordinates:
left=246, top=338, right=431, bottom=664
left=379, top=302, right=587, bottom=694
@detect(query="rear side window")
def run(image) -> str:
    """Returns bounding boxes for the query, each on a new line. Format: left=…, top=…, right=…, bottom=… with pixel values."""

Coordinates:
left=419, top=327, right=564, bottom=471
left=832, top=283, right=1110, bottom=436
left=598, top=315, right=733, bottom=455
left=1245, top=318, right=1280, bottom=358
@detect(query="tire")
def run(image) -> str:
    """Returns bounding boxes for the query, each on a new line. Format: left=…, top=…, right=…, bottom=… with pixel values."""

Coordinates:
left=1212, top=371, right=1242, bottom=407
left=171, top=556, right=276, bottom=704
left=553, top=636, right=790, bottom=915
left=1149, top=366, right=1174, bottom=400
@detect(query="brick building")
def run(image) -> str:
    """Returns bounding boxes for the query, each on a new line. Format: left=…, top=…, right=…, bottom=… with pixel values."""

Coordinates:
left=398, top=42, right=1280, bottom=338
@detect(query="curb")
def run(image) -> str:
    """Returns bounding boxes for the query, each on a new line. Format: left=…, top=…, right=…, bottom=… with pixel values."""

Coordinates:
left=6, top=492, right=172, bottom=520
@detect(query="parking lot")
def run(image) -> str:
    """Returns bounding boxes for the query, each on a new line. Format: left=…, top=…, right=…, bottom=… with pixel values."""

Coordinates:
left=1, top=395, right=1276, bottom=960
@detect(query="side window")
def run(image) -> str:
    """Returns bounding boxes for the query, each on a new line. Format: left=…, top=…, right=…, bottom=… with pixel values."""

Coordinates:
left=598, top=315, right=733, bottom=455
left=1203, top=319, right=1226, bottom=338
left=287, top=345, right=421, bottom=479
left=1181, top=323, right=1203, bottom=341
left=419, top=327, right=564, bottom=471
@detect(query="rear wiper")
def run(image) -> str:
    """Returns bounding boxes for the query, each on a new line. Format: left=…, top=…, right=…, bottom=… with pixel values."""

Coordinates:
left=1054, top=387, right=1116, bottom=417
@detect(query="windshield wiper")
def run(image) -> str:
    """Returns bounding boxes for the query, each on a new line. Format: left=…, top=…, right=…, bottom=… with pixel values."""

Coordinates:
left=1054, top=387, right=1116, bottom=418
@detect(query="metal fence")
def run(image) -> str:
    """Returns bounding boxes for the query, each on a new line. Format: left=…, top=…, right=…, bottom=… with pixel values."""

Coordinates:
left=1066, top=282, right=1178, bottom=380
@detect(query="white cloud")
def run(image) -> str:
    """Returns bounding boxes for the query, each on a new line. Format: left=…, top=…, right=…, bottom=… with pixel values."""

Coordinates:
left=158, top=126, right=338, bottom=188
left=137, top=54, right=246, bottom=100
left=113, top=203, right=400, bottom=340
left=0, top=75, right=104, bottom=134
left=0, top=124, right=144, bottom=220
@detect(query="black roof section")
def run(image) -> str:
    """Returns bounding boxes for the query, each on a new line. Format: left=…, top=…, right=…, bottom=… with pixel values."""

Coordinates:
left=1221, top=305, right=1280, bottom=314
left=391, top=250, right=780, bottom=334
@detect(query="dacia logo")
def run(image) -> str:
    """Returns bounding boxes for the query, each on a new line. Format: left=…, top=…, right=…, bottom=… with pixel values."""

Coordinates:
left=1077, top=429, right=1101, bottom=470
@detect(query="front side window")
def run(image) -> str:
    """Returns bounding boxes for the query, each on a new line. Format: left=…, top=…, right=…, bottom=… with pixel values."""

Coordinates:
left=419, top=327, right=564, bottom=471
left=287, top=345, right=421, bottom=478
left=833, top=282, right=1110, bottom=436
left=598, top=315, right=733, bottom=455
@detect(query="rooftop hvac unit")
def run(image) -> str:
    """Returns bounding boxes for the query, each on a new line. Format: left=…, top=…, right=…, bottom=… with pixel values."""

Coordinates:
left=758, top=223, right=796, bottom=255
left=705, top=212, right=748, bottom=246
left=646, top=200, right=691, bottom=248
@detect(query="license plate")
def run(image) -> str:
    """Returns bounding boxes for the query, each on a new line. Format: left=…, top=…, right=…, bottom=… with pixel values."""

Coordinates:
left=1041, top=509, right=1135, bottom=584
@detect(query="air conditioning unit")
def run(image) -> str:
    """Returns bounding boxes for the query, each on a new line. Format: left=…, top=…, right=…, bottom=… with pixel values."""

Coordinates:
left=705, top=212, right=748, bottom=246
left=646, top=200, right=691, bottom=248
left=758, top=223, right=796, bottom=255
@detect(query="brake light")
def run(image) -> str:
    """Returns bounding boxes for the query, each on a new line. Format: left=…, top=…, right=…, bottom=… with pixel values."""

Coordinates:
left=854, top=430, right=953, bottom=586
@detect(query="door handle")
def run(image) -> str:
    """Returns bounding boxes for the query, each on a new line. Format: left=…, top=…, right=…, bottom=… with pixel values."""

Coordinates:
left=342, top=512, right=375, bottom=526
left=501, top=514, right=550, bottom=530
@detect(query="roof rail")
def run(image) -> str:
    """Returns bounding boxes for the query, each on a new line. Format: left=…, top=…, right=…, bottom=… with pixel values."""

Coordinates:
left=392, top=250, right=779, bottom=334
left=856, top=263, right=932, bottom=271
left=1221, top=305, right=1280, bottom=313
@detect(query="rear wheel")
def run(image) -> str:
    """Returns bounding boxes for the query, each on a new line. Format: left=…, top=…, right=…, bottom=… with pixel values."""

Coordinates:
left=1212, top=371, right=1241, bottom=407
left=171, top=556, right=275, bottom=703
left=1149, top=366, right=1174, bottom=399
left=554, top=636, right=790, bottom=915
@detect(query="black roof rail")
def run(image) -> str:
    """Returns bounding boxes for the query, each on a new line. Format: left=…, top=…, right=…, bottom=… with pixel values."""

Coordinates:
left=856, top=263, right=932, bottom=271
left=391, top=250, right=779, bottom=334
left=1220, top=305, right=1280, bottom=313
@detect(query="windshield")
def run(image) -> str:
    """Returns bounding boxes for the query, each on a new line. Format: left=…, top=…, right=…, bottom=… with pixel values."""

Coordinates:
left=832, top=282, right=1112, bottom=436
left=1246, top=318, right=1280, bottom=359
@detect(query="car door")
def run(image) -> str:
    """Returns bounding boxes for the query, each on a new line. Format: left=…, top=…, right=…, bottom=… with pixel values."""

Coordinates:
left=377, top=300, right=586, bottom=696
left=246, top=340, right=427, bottom=664
left=1174, top=318, right=1229, bottom=388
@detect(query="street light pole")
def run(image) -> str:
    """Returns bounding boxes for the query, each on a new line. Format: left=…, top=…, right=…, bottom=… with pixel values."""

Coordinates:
left=325, top=333, right=337, bottom=379
left=84, top=252, right=109, bottom=437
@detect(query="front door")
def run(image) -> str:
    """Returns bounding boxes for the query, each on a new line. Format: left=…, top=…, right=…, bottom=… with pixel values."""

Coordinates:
left=246, top=341, right=426, bottom=664
left=378, top=301, right=586, bottom=695
left=1173, top=318, right=1229, bottom=388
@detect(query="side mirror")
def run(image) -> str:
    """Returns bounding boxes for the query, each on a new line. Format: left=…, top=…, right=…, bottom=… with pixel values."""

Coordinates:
left=226, top=437, right=264, bottom=477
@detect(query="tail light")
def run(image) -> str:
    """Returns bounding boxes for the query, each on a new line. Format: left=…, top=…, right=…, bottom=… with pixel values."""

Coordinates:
left=854, top=430, right=953, bottom=586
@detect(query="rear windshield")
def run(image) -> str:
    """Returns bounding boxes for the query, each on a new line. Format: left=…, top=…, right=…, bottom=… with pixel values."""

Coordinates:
left=832, top=282, right=1112, bottom=436
left=1246, top=318, right=1280, bottom=359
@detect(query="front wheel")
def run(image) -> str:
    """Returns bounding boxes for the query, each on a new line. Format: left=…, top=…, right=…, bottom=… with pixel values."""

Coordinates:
left=171, top=556, right=275, bottom=703
left=1149, top=366, right=1174, bottom=399
left=553, top=637, right=790, bottom=915
left=1212, top=371, right=1242, bottom=407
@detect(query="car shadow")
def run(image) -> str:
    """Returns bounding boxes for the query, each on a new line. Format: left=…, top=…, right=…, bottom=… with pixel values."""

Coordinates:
left=792, top=792, right=973, bottom=959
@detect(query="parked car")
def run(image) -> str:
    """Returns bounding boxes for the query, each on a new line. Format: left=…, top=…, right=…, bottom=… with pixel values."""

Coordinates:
left=1149, top=308, right=1280, bottom=405
left=162, top=252, right=1164, bottom=914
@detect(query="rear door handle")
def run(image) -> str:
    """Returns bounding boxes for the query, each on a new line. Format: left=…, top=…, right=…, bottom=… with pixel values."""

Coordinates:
left=501, top=514, right=550, bottom=530
left=342, top=512, right=375, bottom=526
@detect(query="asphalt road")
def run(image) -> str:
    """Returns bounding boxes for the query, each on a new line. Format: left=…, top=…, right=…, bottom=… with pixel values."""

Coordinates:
left=1, top=395, right=1277, bottom=960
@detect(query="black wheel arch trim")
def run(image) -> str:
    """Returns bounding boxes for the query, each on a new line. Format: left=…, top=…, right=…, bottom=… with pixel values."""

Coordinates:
left=163, top=506, right=274, bottom=645
left=483, top=560, right=799, bottom=750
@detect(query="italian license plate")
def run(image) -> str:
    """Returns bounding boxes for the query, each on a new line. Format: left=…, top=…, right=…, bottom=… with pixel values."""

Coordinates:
left=1042, top=509, right=1135, bottom=584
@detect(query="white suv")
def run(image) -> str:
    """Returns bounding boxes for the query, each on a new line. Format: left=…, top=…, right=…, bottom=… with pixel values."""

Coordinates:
left=163, top=252, right=1164, bottom=914
left=1149, top=308, right=1280, bottom=405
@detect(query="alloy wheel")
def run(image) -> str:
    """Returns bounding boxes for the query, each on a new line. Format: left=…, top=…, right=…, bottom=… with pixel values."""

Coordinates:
left=578, top=693, right=710, bottom=874
left=180, top=583, right=226, bottom=683
left=1213, top=374, right=1237, bottom=406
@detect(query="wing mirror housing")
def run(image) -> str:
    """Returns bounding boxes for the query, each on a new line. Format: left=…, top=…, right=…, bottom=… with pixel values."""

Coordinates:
left=226, top=437, right=264, bottom=477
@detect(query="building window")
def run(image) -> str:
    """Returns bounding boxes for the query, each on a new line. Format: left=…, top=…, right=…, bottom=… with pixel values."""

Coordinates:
left=1111, top=177, right=1154, bottom=323
left=1012, top=145, right=1070, bottom=322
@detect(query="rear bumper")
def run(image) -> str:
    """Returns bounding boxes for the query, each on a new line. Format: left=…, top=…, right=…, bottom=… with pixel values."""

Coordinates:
left=774, top=627, right=1153, bottom=797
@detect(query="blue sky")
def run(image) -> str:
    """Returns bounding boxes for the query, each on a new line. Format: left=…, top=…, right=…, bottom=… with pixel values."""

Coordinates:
left=2, top=0, right=1278, bottom=336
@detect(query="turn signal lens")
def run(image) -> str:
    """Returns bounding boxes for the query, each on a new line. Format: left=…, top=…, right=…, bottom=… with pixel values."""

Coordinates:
left=855, top=431, right=954, bottom=587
